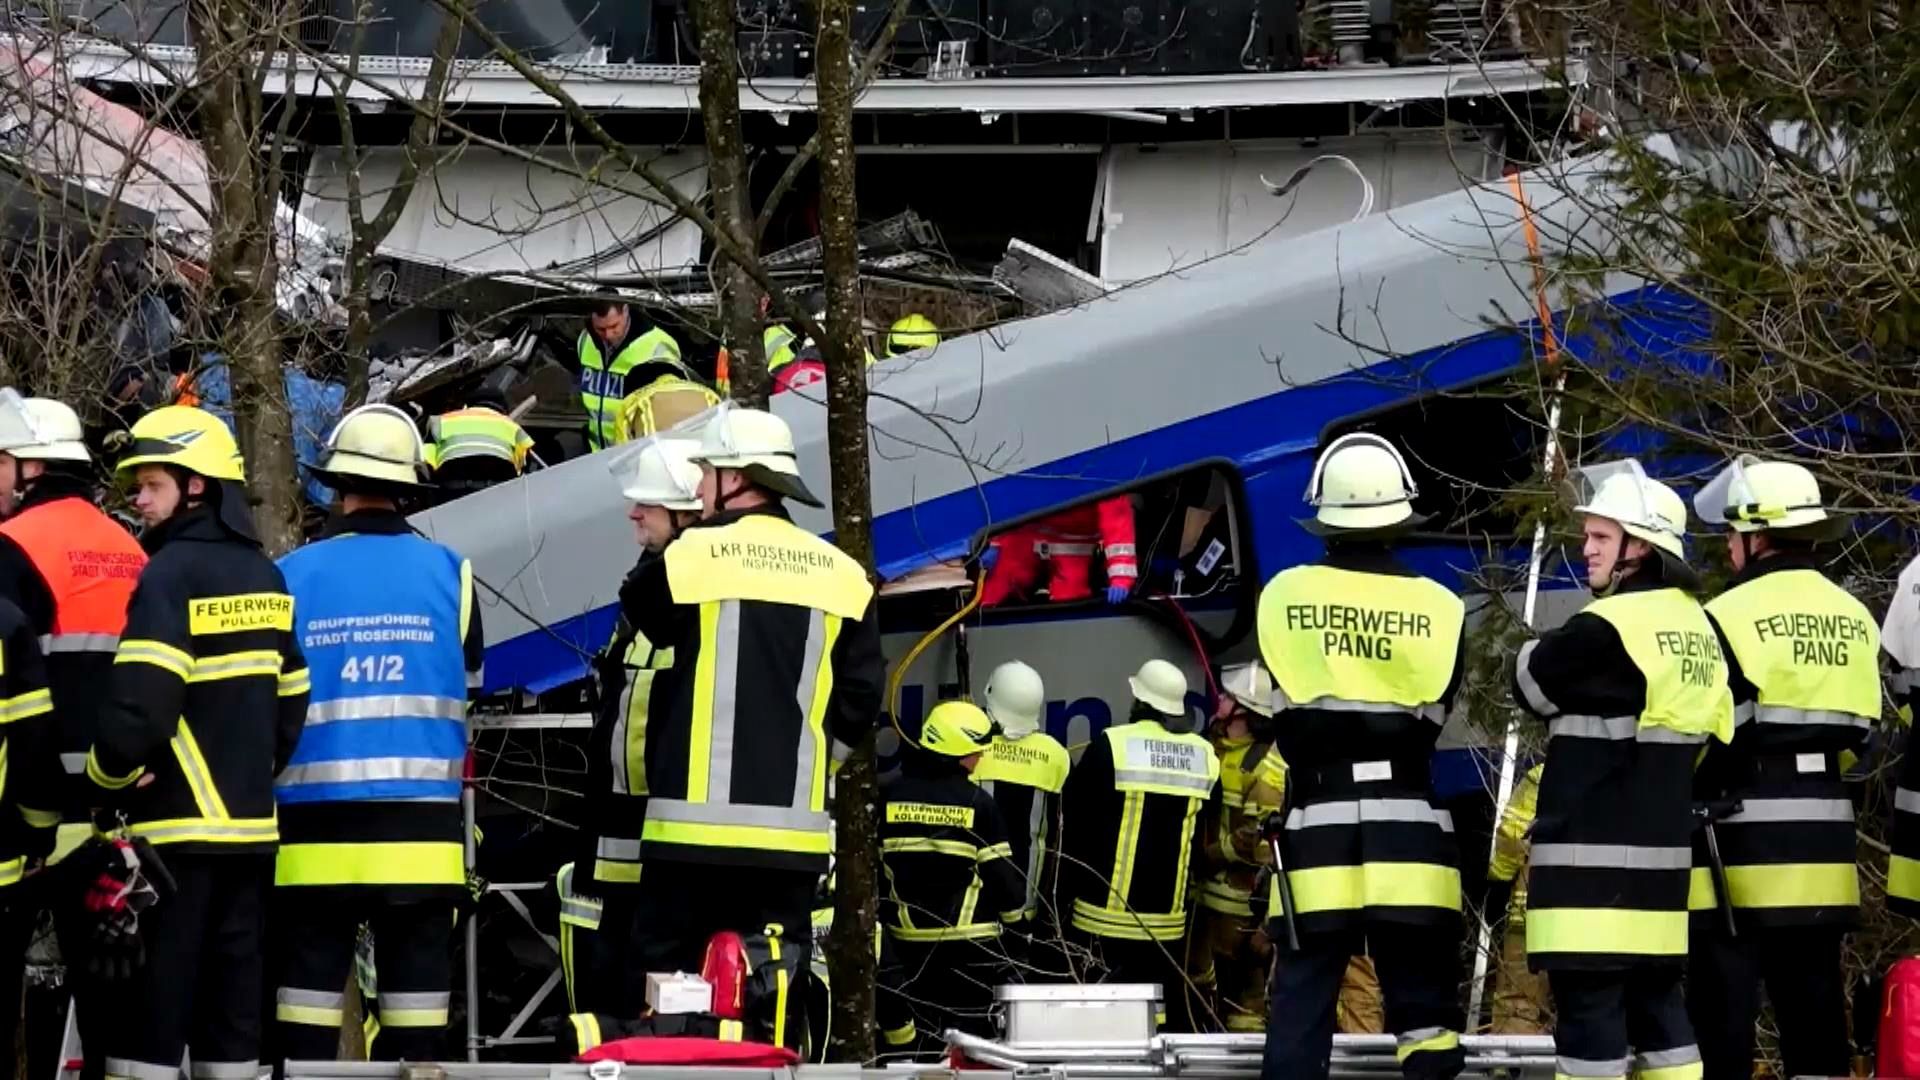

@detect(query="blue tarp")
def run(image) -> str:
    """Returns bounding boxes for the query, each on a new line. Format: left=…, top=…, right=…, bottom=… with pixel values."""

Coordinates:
left=190, top=356, right=346, bottom=508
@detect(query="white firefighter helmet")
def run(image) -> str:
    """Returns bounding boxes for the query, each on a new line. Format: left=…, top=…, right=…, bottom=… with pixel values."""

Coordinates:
left=1303, top=432, right=1423, bottom=534
left=1220, top=660, right=1278, bottom=718
left=689, top=402, right=822, bottom=507
left=983, top=661, right=1045, bottom=738
left=314, top=404, right=430, bottom=490
left=1693, top=455, right=1839, bottom=537
left=621, top=438, right=704, bottom=511
left=1570, top=459, right=1688, bottom=562
left=1128, top=658, right=1189, bottom=717
left=0, top=393, right=90, bottom=463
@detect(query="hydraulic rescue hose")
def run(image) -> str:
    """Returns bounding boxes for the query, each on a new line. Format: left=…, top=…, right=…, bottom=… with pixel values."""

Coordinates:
left=886, top=566, right=987, bottom=740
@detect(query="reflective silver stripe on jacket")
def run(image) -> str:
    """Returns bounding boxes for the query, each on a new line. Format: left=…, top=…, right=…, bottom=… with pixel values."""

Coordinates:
left=1633, top=1046, right=1701, bottom=1070
left=276, top=757, right=462, bottom=786
left=106, top=1059, right=180, bottom=1080
left=60, top=752, right=85, bottom=775
left=1898, top=788, right=1920, bottom=816
left=597, top=836, right=641, bottom=862
left=646, top=797, right=831, bottom=835
left=1723, top=797, right=1854, bottom=825
left=381, top=991, right=452, bottom=1011
left=1530, top=842, right=1691, bottom=870
left=39, top=632, right=119, bottom=653
left=1638, top=726, right=1708, bottom=745
left=1513, top=640, right=1558, bottom=716
left=1112, top=768, right=1215, bottom=793
left=434, top=435, right=516, bottom=462
left=1271, top=685, right=1448, bottom=724
left=1751, top=705, right=1872, bottom=730
left=278, top=987, right=346, bottom=1009
left=1556, top=1057, right=1631, bottom=1079
left=1034, top=542, right=1095, bottom=556
left=305, top=694, right=467, bottom=726
left=1287, top=798, right=1455, bottom=833
left=701, top=600, right=827, bottom=813
left=190, top=1063, right=260, bottom=1080
left=1547, top=714, right=1638, bottom=741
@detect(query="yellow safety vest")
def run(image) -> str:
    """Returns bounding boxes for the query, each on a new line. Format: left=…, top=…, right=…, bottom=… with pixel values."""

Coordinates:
left=1708, top=569, right=1881, bottom=728
left=971, top=732, right=1070, bottom=917
left=1069, top=720, right=1219, bottom=942
left=578, top=327, right=683, bottom=451
left=1255, top=564, right=1465, bottom=720
left=765, top=326, right=797, bottom=370
left=1586, top=589, right=1735, bottom=744
left=427, top=408, right=533, bottom=472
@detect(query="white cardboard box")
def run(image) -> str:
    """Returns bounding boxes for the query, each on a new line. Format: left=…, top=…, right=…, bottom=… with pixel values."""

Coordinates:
left=645, top=972, right=714, bottom=1015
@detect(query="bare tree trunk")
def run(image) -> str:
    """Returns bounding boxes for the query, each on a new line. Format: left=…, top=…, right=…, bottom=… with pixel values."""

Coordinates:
left=332, top=1, right=462, bottom=404
left=692, top=0, right=768, bottom=407
left=814, top=0, right=877, bottom=1060
left=190, top=0, right=303, bottom=555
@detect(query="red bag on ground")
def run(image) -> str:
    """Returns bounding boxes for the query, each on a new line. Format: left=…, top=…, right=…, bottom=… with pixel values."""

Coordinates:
left=578, top=1037, right=800, bottom=1067
left=703, top=930, right=749, bottom=1020
left=1880, top=957, right=1920, bottom=1077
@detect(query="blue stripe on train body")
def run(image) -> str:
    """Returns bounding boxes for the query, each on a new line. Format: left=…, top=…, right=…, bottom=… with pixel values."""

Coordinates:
left=481, top=284, right=1710, bottom=700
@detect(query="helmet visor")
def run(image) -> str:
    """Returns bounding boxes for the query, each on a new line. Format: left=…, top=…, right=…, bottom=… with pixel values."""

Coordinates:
left=1566, top=458, right=1653, bottom=522
left=1691, top=455, right=1760, bottom=526
left=0, top=388, right=40, bottom=452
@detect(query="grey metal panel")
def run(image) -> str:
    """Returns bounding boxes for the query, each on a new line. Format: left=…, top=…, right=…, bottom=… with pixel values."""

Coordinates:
left=414, top=159, right=1629, bottom=653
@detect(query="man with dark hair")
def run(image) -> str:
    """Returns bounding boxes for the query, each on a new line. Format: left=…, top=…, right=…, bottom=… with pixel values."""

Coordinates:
left=576, top=294, right=688, bottom=452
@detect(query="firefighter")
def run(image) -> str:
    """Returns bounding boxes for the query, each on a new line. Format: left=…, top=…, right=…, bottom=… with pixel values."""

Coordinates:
left=980, top=495, right=1138, bottom=607
left=1059, top=658, right=1220, bottom=1031
left=0, top=393, right=147, bottom=1080
left=1485, top=763, right=1550, bottom=1034
left=269, top=404, right=483, bottom=1063
left=886, top=314, right=940, bottom=357
left=1255, top=433, right=1469, bottom=1080
left=87, top=405, right=310, bottom=1080
left=969, top=660, right=1070, bottom=977
left=426, top=387, right=534, bottom=496
left=1188, top=660, right=1286, bottom=1033
left=561, top=438, right=706, bottom=1014
left=1887, top=551, right=1920, bottom=918
left=577, top=293, right=686, bottom=452
left=1512, top=459, right=1732, bottom=1080
left=0, top=592, right=60, bottom=1076
left=618, top=403, right=884, bottom=1041
left=877, top=700, right=1026, bottom=1049
left=1684, top=456, right=1877, bottom=1080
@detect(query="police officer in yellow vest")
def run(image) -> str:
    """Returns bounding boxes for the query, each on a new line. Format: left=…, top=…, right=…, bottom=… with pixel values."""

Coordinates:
left=577, top=293, right=687, bottom=452
left=1256, top=433, right=1468, bottom=1080
left=969, top=660, right=1071, bottom=976
left=617, top=404, right=884, bottom=1031
left=1684, top=457, right=1877, bottom=1080
left=1187, top=660, right=1287, bottom=1033
left=1059, top=659, right=1220, bottom=1031
left=556, top=438, right=709, bottom=1014
left=1512, top=459, right=1733, bottom=1080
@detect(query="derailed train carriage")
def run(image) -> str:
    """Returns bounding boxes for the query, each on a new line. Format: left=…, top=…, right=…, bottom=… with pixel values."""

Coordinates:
left=411, top=156, right=1709, bottom=1054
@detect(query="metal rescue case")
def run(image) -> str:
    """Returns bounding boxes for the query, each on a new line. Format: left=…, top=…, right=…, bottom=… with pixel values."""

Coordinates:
left=994, top=983, right=1162, bottom=1045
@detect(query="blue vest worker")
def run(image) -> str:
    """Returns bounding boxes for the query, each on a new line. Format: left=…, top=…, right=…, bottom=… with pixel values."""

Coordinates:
left=270, top=404, right=484, bottom=1066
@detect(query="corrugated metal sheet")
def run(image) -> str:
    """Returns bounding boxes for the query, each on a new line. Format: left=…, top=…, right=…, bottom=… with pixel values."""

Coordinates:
left=299, top=145, right=708, bottom=276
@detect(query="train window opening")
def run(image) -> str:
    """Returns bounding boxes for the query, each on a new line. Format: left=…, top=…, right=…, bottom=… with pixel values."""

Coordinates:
left=1322, top=385, right=1537, bottom=542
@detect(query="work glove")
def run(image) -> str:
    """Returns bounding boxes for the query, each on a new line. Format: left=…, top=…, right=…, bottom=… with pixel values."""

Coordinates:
left=978, top=546, right=1000, bottom=574
left=1105, top=583, right=1131, bottom=605
left=80, top=836, right=173, bottom=981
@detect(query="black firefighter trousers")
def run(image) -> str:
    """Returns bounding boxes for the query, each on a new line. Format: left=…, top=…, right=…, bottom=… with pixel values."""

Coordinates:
left=1548, top=967, right=1701, bottom=1080
left=1262, top=925, right=1466, bottom=1080
left=103, top=854, right=271, bottom=1080
left=1686, top=925, right=1849, bottom=1080
left=270, top=887, right=454, bottom=1064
